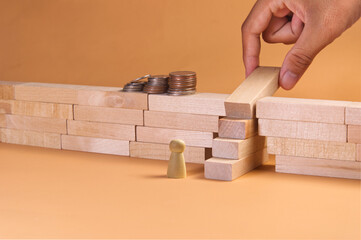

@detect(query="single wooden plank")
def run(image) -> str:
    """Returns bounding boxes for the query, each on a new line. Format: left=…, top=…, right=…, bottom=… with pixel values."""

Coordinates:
left=267, top=137, right=356, bottom=161
left=348, top=125, right=361, bottom=143
left=67, top=120, right=135, bottom=141
left=144, top=111, right=219, bottom=132
left=12, top=101, right=73, bottom=119
left=346, top=102, right=361, bottom=125
left=259, top=119, right=346, bottom=142
left=148, top=93, right=229, bottom=116
left=357, top=144, right=361, bottom=162
left=130, top=142, right=212, bottom=164
left=204, top=149, right=268, bottom=181
left=256, top=97, right=348, bottom=124
left=15, top=82, right=148, bottom=109
left=136, top=126, right=214, bottom=148
left=218, top=118, right=257, bottom=139
left=0, top=114, right=67, bottom=134
left=74, top=105, right=143, bottom=125
left=61, top=135, right=129, bottom=156
left=0, top=81, right=23, bottom=100
left=0, top=128, right=61, bottom=149
left=225, top=67, right=280, bottom=118
left=0, top=100, right=13, bottom=114
left=212, top=136, right=265, bottom=159
left=276, top=155, right=361, bottom=180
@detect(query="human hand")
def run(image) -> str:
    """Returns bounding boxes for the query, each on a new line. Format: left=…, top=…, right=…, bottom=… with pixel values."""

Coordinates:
left=242, top=0, right=361, bottom=89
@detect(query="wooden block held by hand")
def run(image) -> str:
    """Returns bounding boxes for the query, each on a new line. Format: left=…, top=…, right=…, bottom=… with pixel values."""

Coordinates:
left=276, top=155, right=361, bottom=180
left=218, top=118, right=257, bottom=139
left=346, top=102, right=361, bottom=125
left=259, top=119, right=347, bottom=142
left=225, top=67, right=280, bottom=118
left=61, top=135, right=129, bottom=156
left=205, top=149, right=268, bottom=181
left=212, top=135, right=265, bottom=159
left=267, top=137, right=356, bottom=161
left=347, top=125, right=361, bottom=143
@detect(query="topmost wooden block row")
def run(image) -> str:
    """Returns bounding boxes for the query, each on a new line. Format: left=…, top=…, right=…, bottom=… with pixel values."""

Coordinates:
left=257, top=97, right=361, bottom=125
left=0, top=81, right=230, bottom=116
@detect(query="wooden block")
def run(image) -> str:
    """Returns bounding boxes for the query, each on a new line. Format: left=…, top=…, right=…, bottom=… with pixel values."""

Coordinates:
left=348, top=125, right=361, bottom=143
left=225, top=67, right=280, bottom=118
left=256, top=97, right=349, bottom=124
left=276, top=155, right=361, bottom=180
left=0, top=128, right=61, bottom=149
left=212, top=136, right=265, bottom=159
left=357, top=144, right=361, bottom=162
left=0, top=81, right=23, bottom=100
left=218, top=118, right=257, bottom=139
left=0, top=100, right=13, bottom=114
left=267, top=137, right=356, bottom=161
left=0, top=114, right=67, bottom=134
left=346, top=102, right=361, bottom=125
left=15, top=82, right=148, bottom=109
left=144, top=111, right=219, bottom=132
left=12, top=101, right=73, bottom=119
left=204, top=150, right=268, bottom=181
left=130, top=142, right=212, bottom=164
left=74, top=105, right=143, bottom=125
left=136, top=126, right=214, bottom=148
left=259, top=119, right=346, bottom=142
left=61, top=135, right=129, bottom=156
left=149, top=93, right=229, bottom=116
left=67, top=120, right=135, bottom=141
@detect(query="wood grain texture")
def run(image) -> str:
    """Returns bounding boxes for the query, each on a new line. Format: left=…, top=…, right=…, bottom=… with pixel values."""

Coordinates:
left=15, top=82, right=148, bottom=109
left=136, top=126, right=214, bottom=148
left=357, top=144, right=361, bottom=162
left=0, top=114, right=67, bottom=134
left=276, top=155, right=361, bottom=180
left=0, top=128, right=61, bottom=149
left=148, top=93, right=229, bottom=116
left=267, top=137, right=356, bottom=161
left=256, top=97, right=348, bottom=124
left=67, top=120, right=135, bottom=141
left=0, top=81, right=23, bottom=100
left=62, top=135, right=129, bottom=156
left=204, top=150, right=268, bottom=181
left=74, top=105, right=143, bottom=125
left=259, top=119, right=346, bottom=142
left=225, top=66, right=280, bottom=118
left=144, top=111, right=219, bottom=132
left=346, top=102, right=361, bottom=125
left=218, top=118, right=257, bottom=139
left=12, top=101, right=73, bottom=119
left=0, top=100, right=13, bottom=114
left=348, top=125, right=361, bottom=143
left=130, top=142, right=211, bottom=164
left=212, top=136, right=265, bottom=159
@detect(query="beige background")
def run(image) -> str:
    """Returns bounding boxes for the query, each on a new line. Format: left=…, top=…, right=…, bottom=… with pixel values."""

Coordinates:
left=0, top=0, right=360, bottom=239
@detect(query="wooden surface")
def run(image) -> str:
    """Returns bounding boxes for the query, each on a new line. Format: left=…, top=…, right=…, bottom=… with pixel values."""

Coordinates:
left=256, top=97, right=348, bottom=124
left=0, top=100, right=12, bottom=114
left=136, top=126, right=214, bottom=148
left=204, top=150, right=267, bottom=181
left=267, top=137, right=356, bottom=161
left=348, top=125, right=361, bottom=143
left=276, top=155, right=361, bottom=180
left=346, top=102, right=361, bottom=125
left=62, top=135, right=129, bottom=156
left=144, top=110, right=219, bottom=132
left=218, top=118, right=257, bottom=139
left=130, top=142, right=211, bottom=164
left=225, top=66, right=280, bottom=118
left=259, top=119, right=347, bottom=142
left=12, top=101, right=73, bottom=119
left=0, top=81, right=22, bottom=100
left=148, top=93, right=229, bottom=116
left=357, top=144, right=361, bottom=161
left=212, top=136, right=265, bottom=159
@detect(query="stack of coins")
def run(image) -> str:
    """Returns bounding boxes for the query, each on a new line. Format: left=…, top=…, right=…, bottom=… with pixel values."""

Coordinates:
left=168, top=71, right=197, bottom=96
left=122, top=82, right=146, bottom=92
left=143, top=75, right=169, bottom=94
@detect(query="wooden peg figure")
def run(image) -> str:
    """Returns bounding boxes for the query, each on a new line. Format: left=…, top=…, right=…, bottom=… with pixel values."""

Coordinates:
left=167, top=139, right=187, bottom=178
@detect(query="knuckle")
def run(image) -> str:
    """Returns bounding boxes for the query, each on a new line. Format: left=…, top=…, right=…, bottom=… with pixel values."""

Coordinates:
left=289, top=49, right=313, bottom=70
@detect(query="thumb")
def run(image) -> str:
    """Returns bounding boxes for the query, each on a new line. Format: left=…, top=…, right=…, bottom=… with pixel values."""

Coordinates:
left=280, top=24, right=327, bottom=90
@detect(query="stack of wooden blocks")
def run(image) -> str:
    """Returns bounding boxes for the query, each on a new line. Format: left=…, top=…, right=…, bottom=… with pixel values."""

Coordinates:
left=204, top=67, right=280, bottom=181
left=257, top=97, right=361, bottom=180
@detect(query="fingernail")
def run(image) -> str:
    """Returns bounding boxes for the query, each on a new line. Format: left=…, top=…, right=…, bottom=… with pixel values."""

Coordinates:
left=282, top=71, right=299, bottom=90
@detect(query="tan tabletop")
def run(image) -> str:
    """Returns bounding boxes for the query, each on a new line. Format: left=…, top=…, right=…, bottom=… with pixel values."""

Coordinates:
left=0, top=143, right=360, bottom=239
